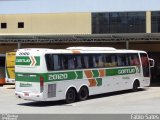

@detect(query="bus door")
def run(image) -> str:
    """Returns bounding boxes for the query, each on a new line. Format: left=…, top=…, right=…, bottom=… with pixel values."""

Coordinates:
left=140, top=53, right=150, bottom=85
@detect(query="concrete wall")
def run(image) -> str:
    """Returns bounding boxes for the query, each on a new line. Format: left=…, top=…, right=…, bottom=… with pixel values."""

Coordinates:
left=0, top=13, right=91, bottom=34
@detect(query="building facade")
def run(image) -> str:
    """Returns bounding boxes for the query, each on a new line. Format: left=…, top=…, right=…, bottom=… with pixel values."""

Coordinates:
left=0, top=11, right=160, bottom=82
left=0, top=11, right=160, bottom=34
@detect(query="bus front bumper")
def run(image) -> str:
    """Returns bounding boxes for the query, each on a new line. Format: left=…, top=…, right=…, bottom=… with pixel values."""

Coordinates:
left=15, top=91, right=45, bottom=101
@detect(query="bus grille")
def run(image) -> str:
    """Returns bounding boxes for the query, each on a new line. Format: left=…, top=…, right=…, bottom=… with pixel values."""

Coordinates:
left=48, top=84, right=56, bottom=98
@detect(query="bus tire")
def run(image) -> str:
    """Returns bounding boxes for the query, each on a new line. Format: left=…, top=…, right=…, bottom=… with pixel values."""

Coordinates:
left=78, top=86, right=89, bottom=101
left=132, top=80, right=140, bottom=92
left=65, top=88, right=77, bottom=104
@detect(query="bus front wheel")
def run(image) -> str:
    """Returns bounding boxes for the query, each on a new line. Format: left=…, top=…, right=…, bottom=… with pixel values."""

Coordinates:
left=78, top=86, right=89, bottom=101
left=65, top=88, right=77, bottom=104
left=132, top=80, right=140, bottom=92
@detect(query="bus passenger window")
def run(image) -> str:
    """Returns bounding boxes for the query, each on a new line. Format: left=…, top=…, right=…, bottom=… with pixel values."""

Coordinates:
left=45, top=54, right=64, bottom=71
left=129, top=54, right=140, bottom=66
left=88, top=55, right=95, bottom=68
left=53, top=55, right=62, bottom=70
left=82, top=56, right=89, bottom=68
left=61, top=55, right=68, bottom=70
left=45, top=54, right=54, bottom=70
left=68, top=55, right=75, bottom=69
left=75, top=55, right=82, bottom=69
left=105, top=55, right=117, bottom=67
left=117, top=54, right=128, bottom=66
left=95, top=55, right=104, bottom=67
left=92, top=56, right=97, bottom=67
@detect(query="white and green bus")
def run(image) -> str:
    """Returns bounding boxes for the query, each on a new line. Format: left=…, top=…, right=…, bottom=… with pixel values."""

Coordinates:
left=15, top=47, right=154, bottom=103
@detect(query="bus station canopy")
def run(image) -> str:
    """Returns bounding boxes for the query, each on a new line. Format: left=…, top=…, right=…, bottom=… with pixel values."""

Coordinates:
left=0, top=33, right=160, bottom=43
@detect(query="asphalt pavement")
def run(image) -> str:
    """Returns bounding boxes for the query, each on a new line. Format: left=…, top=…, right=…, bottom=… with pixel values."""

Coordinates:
left=0, top=84, right=160, bottom=114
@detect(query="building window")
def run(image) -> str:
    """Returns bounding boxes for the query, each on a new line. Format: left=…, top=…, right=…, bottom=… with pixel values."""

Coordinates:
left=1, top=23, right=7, bottom=29
left=92, top=13, right=110, bottom=33
left=151, top=11, right=160, bottom=33
left=92, top=12, right=146, bottom=34
left=18, top=22, right=24, bottom=28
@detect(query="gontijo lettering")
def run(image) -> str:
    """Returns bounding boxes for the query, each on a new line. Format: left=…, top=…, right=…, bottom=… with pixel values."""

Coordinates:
left=118, top=68, right=136, bottom=75
left=16, top=59, right=30, bottom=63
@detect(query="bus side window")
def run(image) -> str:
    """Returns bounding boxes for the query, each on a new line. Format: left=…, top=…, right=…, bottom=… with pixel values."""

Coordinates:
left=92, top=55, right=97, bottom=67
left=117, top=54, right=128, bottom=66
left=45, top=54, right=54, bottom=70
left=68, top=55, right=75, bottom=69
left=88, top=55, right=95, bottom=68
left=104, top=55, right=110, bottom=67
left=95, top=54, right=104, bottom=67
left=111, top=55, right=117, bottom=67
left=53, top=55, right=62, bottom=70
left=45, top=54, right=63, bottom=71
left=105, top=54, right=117, bottom=67
left=61, top=55, right=77, bottom=70
left=129, top=54, right=140, bottom=66
left=75, top=55, right=82, bottom=69
left=82, top=55, right=89, bottom=68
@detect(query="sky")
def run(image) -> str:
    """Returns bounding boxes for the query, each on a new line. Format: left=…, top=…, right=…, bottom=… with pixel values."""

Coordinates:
left=0, top=0, right=160, bottom=14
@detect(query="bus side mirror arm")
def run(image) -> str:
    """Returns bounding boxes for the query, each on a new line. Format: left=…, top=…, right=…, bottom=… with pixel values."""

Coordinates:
left=149, top=58, right=154, bottom=68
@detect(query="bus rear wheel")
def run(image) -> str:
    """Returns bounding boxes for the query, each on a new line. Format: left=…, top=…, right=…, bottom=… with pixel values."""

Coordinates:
left=65, top=88, right=77, bottom=104
left=78, top=86, right=89, bottom=101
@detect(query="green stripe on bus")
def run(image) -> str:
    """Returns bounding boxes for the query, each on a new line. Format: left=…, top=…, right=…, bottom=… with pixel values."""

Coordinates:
left=76, top=71, right=83, bottom=79
left=16, top=56, right=40, bottom=66
left=15, top=74, right=41, bottom=82
left=92, top=70, right=99, bottom=78
left=15, top=67, right=138, bottom=83
left=16, top=71, right=83, bottom=82
left=96, top=78, right=102, bottom=86
left=48, top=71, right=83, bottom=81
left=106, top=67, right=136, bottom=76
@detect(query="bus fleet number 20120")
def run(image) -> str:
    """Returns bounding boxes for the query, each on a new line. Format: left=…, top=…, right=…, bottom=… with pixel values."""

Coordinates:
left=48, top=74, right=68, bottom=81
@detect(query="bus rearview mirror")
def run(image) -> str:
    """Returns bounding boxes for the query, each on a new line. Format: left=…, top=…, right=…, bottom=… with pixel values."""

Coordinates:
left=149, top=58, right=154, bottom=68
